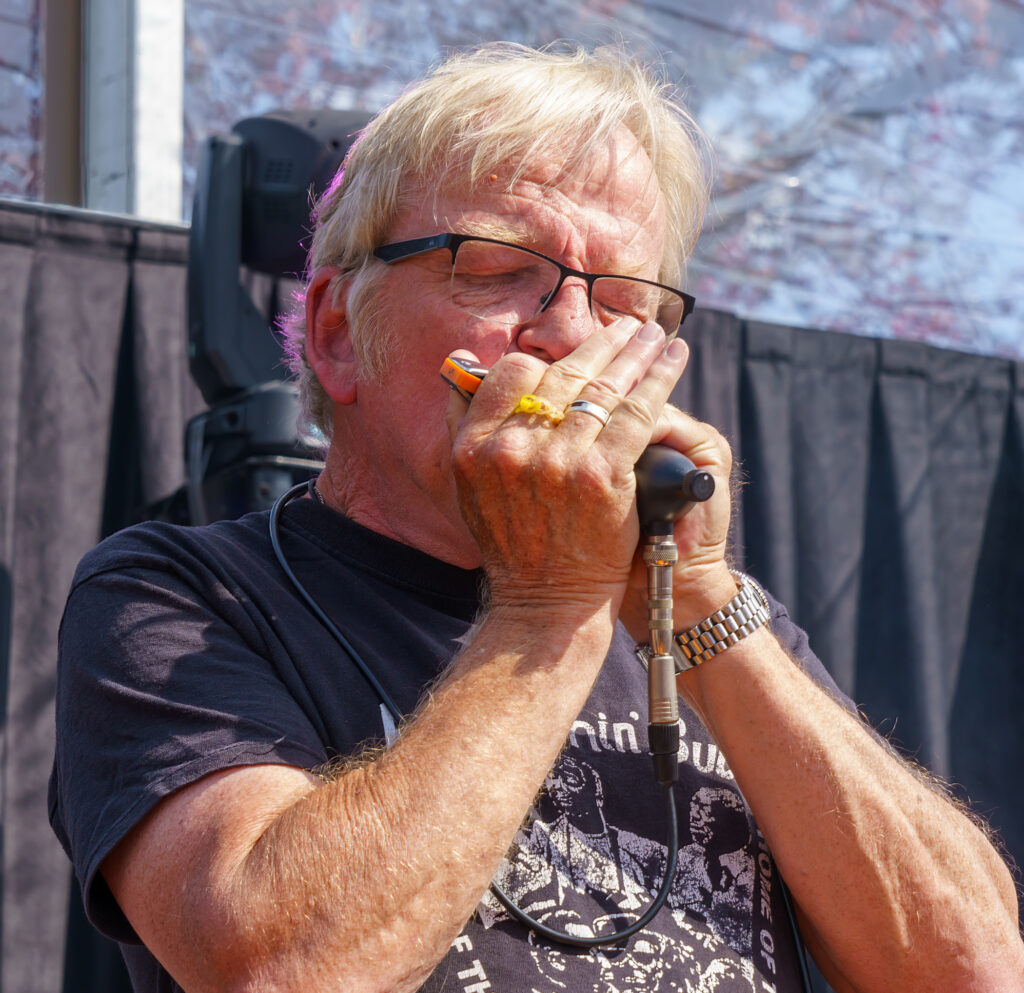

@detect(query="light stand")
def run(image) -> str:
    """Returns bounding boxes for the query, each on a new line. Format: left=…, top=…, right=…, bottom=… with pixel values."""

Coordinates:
left=154, top=108, right=372, bottom=524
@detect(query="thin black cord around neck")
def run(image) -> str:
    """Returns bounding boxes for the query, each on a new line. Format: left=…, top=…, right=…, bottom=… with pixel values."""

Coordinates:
left=267, top=481, right=811, bottom=988
left=267, top=481, right=679, bottom=948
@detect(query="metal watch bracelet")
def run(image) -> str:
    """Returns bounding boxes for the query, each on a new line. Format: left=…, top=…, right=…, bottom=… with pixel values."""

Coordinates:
left=635, top=570, right=771, bottom=673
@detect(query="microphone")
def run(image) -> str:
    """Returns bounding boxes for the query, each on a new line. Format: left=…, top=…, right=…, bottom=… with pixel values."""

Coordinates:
left=635, top=444, right=715, bottom=533
left=634, top=445, right=715, bottom=786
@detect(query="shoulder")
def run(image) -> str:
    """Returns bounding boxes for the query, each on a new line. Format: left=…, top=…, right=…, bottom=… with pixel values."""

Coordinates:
left=59, top=514, right=290, bottom=663
left=65, top=515, right=284, bottom=620
left=73, top=514, right=272, bottom=585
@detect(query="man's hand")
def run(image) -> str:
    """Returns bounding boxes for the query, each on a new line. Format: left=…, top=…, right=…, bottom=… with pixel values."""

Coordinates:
left=445, top=318, right=691, bottom=617
left=613, top=400, right=1024, bottom=992
left=619, top=402, right=738, bottom=641
left=609, top=383, right=1024, bottom=992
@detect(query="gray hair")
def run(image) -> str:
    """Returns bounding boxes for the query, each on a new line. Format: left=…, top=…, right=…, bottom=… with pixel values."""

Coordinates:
left=280, top=42, right=712, bottom=441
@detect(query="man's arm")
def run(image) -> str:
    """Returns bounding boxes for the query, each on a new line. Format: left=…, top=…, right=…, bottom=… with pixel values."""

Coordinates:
left=103, top=602, right=618, bottom=993
left=684, top=619, right=1022, bottom=993
left=102, top=318, right=690, bottom=991
left=634, top=408, right=1024, bottom=993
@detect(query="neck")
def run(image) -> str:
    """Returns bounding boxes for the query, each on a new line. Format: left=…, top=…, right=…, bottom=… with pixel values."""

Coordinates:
left=316, top=439, right=483, bottom=569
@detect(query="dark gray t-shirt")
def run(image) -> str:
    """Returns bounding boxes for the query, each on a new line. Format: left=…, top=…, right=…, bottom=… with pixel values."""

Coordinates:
left=50, top=499, right=838, bottom=992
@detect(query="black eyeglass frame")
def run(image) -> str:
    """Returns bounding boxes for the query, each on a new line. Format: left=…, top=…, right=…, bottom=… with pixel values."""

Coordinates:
left=373, top=233, right=696, bottom=334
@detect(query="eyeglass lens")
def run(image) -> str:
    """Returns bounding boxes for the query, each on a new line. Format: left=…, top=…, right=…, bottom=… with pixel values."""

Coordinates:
left=450, top=241, right=684, bottom=335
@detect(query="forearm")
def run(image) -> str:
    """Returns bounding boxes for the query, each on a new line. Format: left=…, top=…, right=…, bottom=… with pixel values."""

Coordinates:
left=207, top=603, right=618, bottom=993
left=685, top=627, right=1024, bottom=993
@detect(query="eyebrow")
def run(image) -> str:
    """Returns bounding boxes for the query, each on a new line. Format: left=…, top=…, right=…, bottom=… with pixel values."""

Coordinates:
left=452, top=221, right=654, bottom=279
left=456, top=219, right=530, bottom=244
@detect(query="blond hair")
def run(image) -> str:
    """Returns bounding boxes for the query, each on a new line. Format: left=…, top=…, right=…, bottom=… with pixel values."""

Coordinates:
left=281, top=42, right=712, bottom=440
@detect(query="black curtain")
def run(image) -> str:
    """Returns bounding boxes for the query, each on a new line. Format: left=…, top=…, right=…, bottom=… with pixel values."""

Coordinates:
left=1, top=198, right=1021, bottom=992
left=0, top=200, right=201, bottom=993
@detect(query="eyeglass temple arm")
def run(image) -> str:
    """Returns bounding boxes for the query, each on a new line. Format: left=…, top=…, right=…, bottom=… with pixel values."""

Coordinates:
left=373, top=235, right=456, bottom=263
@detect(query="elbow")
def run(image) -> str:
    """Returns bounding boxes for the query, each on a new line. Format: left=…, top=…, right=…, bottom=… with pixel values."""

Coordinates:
left=193, top=917, right=436, bottom=993
left=970, top=944, right=1024, bottom=993
left=922, top=930, right=1024, bottom=993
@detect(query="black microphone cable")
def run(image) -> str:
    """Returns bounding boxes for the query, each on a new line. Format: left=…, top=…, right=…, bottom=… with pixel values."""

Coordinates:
left=268, top=479, right=681, bottom=948
left=269, top=470, right=813, bottom=993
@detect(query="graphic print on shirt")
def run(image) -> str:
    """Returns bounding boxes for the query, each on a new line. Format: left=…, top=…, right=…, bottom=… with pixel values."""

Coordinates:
left=474, top=723, right=782, bottom=993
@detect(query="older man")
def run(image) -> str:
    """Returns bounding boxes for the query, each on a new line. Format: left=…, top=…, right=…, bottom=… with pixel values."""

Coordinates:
left=50, top=44, right=1022, bottom=993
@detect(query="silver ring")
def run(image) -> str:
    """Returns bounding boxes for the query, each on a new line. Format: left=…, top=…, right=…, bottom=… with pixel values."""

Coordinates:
left=566, top=399, right=612, bottom=426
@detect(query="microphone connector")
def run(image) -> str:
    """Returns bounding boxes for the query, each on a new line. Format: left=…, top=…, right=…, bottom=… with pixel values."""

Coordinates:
left=644, top=534, right=680, bottom=786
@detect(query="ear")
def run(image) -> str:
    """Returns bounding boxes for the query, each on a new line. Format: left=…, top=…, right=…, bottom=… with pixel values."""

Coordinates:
left=305, top=266, right=358, bottom=406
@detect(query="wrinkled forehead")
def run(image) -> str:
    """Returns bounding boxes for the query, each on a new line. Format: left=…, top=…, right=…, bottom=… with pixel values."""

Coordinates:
left=399, top=127, right=667, bottom=269
left=423, top=124, right=660, bottom=213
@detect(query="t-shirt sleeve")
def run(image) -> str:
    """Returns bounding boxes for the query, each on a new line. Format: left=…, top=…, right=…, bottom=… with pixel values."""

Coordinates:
left=765, top=588, right=856, bottom=712
left=49, top=548, right=329, bottom=943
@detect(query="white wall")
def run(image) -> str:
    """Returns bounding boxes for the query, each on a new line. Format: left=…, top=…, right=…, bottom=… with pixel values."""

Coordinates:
left=84, top=0, right=183, bottom=220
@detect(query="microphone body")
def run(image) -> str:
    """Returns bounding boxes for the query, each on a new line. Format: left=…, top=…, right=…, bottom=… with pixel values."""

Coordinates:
left=635, top=446, right=715, bottom=786
left=643, top=532, right=681, bottom=785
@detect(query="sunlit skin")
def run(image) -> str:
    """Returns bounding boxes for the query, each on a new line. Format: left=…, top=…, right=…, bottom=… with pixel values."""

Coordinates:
left=311, top=127, right=672, bottom=570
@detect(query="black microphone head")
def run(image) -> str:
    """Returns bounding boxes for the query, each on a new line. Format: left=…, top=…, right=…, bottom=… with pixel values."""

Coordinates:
left=635, top=445, right=715, bottom=530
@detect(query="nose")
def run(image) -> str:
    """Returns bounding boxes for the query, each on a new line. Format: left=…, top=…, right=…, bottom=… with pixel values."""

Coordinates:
left=512, top=278, right=594, bottom=362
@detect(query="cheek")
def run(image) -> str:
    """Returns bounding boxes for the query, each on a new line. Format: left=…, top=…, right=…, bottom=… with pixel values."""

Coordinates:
left=385, top=376, right=448, bottom=445
left=469, top=327, right=520, bottom=366
left=375, top=293, right=516, bottom=423
left=401, top=326, right=515, bottom=404
left=383, top=357, right=459, bottom=454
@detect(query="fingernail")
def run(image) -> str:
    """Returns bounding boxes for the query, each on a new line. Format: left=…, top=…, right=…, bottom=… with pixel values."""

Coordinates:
left=666, top=337, right=689, bottom=360
left=637, top=321, right=663, bottom=343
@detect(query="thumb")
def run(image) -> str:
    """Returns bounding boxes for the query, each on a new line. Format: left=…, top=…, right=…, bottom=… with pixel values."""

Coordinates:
left=442, top=349, right=484, bottom=445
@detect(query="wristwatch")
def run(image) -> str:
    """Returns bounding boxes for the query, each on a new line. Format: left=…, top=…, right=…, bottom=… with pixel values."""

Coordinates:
left=635, top=570, right=771, bottom=673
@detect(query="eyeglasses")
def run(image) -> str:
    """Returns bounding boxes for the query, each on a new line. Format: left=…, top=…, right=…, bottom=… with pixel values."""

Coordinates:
left=373, top=233, right=695, bottom=337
